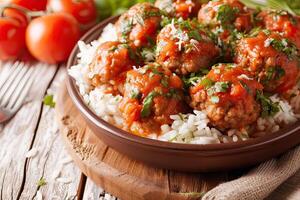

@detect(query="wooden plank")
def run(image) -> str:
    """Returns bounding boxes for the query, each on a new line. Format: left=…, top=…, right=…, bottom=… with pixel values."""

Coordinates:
left=0, top=63, right=58, bottom=200
left=168, top=171, right=228, bottom=195
left=56, top=82, right=230, bottom=200
left=18, top=67, right=83, bottom=200
left=82, top=178, right=108, bottom=200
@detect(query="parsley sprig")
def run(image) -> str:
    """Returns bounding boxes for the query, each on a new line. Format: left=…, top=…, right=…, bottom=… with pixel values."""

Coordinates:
left=256, top=91, right=281, bottom=117
left=43, top=95, right=56, bottom=108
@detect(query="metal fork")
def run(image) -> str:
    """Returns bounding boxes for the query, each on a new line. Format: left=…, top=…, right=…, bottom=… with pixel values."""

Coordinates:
left=0, top=62, right=36, bottom=123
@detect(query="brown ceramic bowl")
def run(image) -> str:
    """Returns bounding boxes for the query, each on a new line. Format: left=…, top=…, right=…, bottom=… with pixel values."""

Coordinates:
left=66, top=16, right=300, bottom=172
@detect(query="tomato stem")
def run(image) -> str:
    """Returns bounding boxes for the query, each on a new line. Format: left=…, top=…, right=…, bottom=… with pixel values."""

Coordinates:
left=0, top=3, right=46, bottom=21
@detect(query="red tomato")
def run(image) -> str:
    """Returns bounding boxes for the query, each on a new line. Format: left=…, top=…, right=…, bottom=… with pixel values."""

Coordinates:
left=48, top=0, right=97, bottom=25
left=3, top=7, right=28, bottom=27
left=26, top=13, right=80, bottom=64
left=0, top=17, right=26, bottom=60
left=0, top=0, right=47, bottom=11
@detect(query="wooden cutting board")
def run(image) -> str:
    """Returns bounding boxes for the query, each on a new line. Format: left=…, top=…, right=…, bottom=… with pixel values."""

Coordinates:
left=56, top=83, right=247, bottom=200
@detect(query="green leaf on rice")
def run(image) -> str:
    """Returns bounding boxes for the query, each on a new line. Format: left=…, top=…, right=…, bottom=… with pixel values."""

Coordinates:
left=141, top=91, right=159, bottom=118
left=256, top=91, right=281, bottom=117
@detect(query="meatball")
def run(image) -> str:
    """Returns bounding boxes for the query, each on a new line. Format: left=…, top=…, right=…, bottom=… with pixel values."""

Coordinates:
left=89, top=41, right=137, bottom=93
left=190, top=64, right=262, bottom=130
left=257, top=10, right=300, bottom=49
left=115, top=3, right=162, bottom=48
left=234, top=31, right=300, bottom=93
left=119, top=63, right=187, bottom=136
left=156, top=19, right=220, bottom=75
left=198, top=0, right=253, bottom=32
left=197, top=0, right=253, bottom=61
left=155, top=0, right=201, bottom=19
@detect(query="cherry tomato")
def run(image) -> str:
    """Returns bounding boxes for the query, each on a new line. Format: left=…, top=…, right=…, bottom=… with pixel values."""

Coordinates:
left=48, top=0, right=97, bottom=25
left=3, top=7, right=28, bottom=27
left=0, top=0, right=47, bottom=11
left=26, top=13, right=80, bottom=64
left=0, top=17, right=26, bottom=60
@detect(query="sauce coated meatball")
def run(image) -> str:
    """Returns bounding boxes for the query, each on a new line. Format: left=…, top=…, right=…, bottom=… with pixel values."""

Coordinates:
left=156, top=19, right=220, bottom=75
left=257, top=10, right=300, bottom=49
left=198, top=0, right=253, bottom=61
left=198, top=0, right=253, bottom=32
left=89, top=41, right=137, bottom=93
left=155, top=0, right=201, bottom=19
left=119, top=63, right=187, bottom=136
left=234, top=31, right=300, bottom=93
left=115, top=3, right=162, bottom=48
left=190, top=64, right=262, bottom=130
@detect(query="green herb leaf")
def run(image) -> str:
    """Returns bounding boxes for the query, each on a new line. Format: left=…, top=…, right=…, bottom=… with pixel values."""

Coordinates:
left=161, top=77, right=169, bottom=87
left=263, top=66, right=286, bottom=84
left=141, top=91, right=158, bottom=118
left=256, top=90, right=281, bottom=117
left=214, top=82, right=230, bottom=93
left=216, top=4, right=239, bottom=28
left=200, top=77, right=214, bottom=89
left=43, top=95, right=56, bottom=108
left=130, top=90, right=142, bottom=99
left=37, top=177, right=47, bottom=187
left=268, top=38, right=298, bottom=59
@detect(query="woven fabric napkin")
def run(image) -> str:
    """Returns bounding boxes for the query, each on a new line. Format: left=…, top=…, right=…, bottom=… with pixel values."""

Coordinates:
left=203, top=145, right=300, bottom=200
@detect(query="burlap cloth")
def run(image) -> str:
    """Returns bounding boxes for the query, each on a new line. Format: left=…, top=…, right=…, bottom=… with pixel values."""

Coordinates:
left=203, top=145, right=300, bottom=200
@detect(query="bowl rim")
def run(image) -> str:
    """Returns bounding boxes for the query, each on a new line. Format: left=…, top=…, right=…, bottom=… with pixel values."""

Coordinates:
left=66, top=15, right=300, bottom=154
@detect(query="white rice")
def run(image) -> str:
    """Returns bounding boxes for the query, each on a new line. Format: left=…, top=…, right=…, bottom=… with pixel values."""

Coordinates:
left=69, top=24, right=122, bottom=127
left=69, top=23, right=300, bottom=145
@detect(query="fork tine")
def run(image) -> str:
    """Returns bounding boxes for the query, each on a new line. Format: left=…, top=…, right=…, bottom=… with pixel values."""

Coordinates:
left=0, top=62, right=25, bottom=100
left=0, top=65, right=30, bottom=107
left=0, top=62, right=20, bottom=88
left=11, top=71, right=36, bottom=112
left=6, top=66, right=35, bottom=109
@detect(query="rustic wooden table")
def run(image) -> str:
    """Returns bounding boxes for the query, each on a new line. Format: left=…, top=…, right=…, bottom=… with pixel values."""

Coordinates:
left=0, top=62, right=116, bottom=200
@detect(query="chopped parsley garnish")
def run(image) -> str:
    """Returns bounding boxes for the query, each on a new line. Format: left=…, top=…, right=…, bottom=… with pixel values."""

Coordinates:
left=120, top=18, right=134, bottom=40
left=43, top=95, right=55, bottom=108
left=249, top=27, right=265, bottom=37
left=188, top=30, right=202, bottom=41
left=256, top=91, right=281, bottom=117
left=215, top=82, right=230, bottom=92
left=141, top=91, right=158, bottom=118
left=240, top=81, right=251, bottom=94
left=141, top=46, right=156, bottom=62
left=165, top=88, right=181, bottom=99
left=108, top=46, right=118, bottom=52
left=161, top=16, right=172, bottom=27
left=130, top=88, right=142, bottom=99
left=263, top=66, right=286, bottom=84
left=37, top=177, right=47, bottom=187
left=182, top=72, right=204, bottom=88
left=268, top=38, right=298, bottom=59
left=200, top=77, right=214, bottom=89
left=207, top=81, right=230, bottom=96
left=169, top=18, right=204, bottom=44
left=216, top=4, right=239, bottom=28
left=272, top=10, right=297, bottom=25
left=143, top=10, right=161, bottom=19
left=161, top=77, right=169, bottom=87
